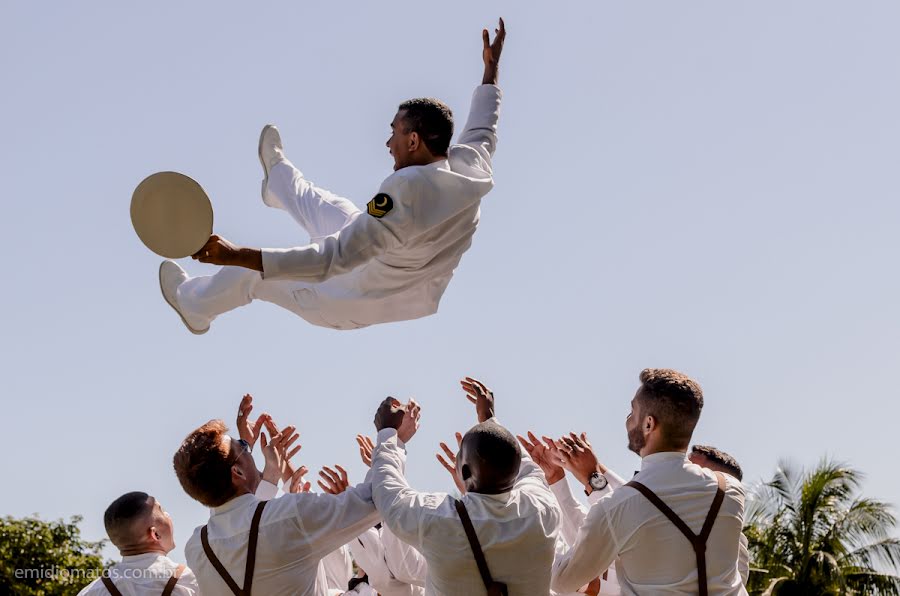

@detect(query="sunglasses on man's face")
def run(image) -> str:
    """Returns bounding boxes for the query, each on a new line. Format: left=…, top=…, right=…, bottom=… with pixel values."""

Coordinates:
left=228, top=438, right=251, bottom=466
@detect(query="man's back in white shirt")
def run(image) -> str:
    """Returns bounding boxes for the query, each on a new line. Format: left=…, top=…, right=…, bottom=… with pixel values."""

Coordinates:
left=185, top=487, right=379, bottom=596
left=552, top=452, right=747, bottom=595
left=371, top=427, right=561, bottom=596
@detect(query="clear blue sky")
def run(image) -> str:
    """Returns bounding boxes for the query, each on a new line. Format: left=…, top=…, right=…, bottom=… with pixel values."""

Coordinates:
left=2, top=1, right=898, bottom=561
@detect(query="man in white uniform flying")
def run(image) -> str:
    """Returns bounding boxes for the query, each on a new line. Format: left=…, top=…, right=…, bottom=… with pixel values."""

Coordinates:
left=159, top=19, right=506, bottom=333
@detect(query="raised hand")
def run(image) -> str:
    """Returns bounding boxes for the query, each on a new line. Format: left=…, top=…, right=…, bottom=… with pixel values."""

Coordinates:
left=236, top=394, right=270, bottom=450
left=461, top=377, right=495, bottom=423
left=374, top=397, right=406, bottom=433
left=264, top=419, right=302, bottom=484
left=287, top=466, right=311, bottom=494
left=481, top=17, right=506, bottom=85
left=436, top=432, right=465, bottom=494
left=356, top=435, right=375, bottom=467
left=259, top=429, right=288, bottom=485
left=517, top=431, right=565, bottom=485
left=318, top=465, right=350, bottom=495
left=398, top=399, right=422, bottom=444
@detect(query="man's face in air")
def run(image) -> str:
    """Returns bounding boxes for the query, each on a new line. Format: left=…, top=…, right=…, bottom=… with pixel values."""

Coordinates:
left=386, top=109, right=414, bottom=171
left=626, top=395, right=647, bottom=455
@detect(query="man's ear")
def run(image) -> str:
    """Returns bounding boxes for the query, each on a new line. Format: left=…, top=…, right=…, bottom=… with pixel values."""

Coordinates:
left=149, top=526, right=161, bottom=542
left=644, top=415, right=657, bottom=433
left=408, top=131, right=420, bottom=152
left=460, top=463, right=473, bottom=482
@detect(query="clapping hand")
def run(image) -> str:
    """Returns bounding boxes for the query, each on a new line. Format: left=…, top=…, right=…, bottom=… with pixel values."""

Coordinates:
left=436, top=432, right=466, bottom=494
left=263, top=418, right=303, bottom=484
left=546, top=433, right=601, bottom=488
left=481, top=18, right=506, bottom=85
left=374, top=397, right=422, bottom=443
left=517, top=431, right=565, bottom=485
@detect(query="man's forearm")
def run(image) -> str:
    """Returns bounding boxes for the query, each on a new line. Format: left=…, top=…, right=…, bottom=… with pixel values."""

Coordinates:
left=238, top=248, right=264, bottom=272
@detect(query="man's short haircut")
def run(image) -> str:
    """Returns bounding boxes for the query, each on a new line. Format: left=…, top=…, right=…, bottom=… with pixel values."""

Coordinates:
left=173, top=419, right=238, bottom=508
left=637, top=368, right=704, bottom=448
left=692, top=444, right=743, bottom=481
left=104, top=491, right=153, bottom=547
left=462, top=420, right=521, bottom=488
left=397, top=98, right=454, bottom=156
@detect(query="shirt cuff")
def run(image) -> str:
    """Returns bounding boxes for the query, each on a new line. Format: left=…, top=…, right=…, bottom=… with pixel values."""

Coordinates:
left=375, top=427, right=405, bottom=449
left=255, top=479, right=279, bottom=501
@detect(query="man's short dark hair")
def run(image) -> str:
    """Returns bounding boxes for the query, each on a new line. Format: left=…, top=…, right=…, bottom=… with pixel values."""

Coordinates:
left=692, top=444, right=743, bottom=481
left=397, top=98, right=454, bottom=156
left=173, top=419, right=238, bottom=507
left=637, top=368, right=704, bottom=448
left=462, top=420, right=521, bottom=489
left=104, top=491, right=153, bottom=547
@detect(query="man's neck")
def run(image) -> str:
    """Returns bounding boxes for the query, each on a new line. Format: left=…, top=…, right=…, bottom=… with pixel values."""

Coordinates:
left=119, top=545, right=167, bottom=557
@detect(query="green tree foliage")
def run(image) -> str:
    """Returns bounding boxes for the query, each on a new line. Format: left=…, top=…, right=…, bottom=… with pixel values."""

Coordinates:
left=744, top=459, right=900, bottom=595
left=0, top=515, right=108, bottom=595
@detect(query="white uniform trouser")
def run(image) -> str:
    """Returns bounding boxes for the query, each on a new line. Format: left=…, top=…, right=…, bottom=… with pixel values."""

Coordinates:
left=176, top=161, right=359, bottom=329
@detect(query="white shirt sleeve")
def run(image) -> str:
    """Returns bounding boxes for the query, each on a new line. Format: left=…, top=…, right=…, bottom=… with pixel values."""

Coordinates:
left=282, top=483, right=381, bottom=561
left=254, top=479, right=279, bottom=501
left=549, top=479, right=589, bottom=548
left=260, top=175, right=412, bottom=281
left=551, top=495, right=620, bottom=594
left=738, top=532, right=750, bottom=586
left=371, top=428, right=440, bottom=552
left=455, top=85, right=502, bottom=173
left=381, top=524, right=428, bottom=587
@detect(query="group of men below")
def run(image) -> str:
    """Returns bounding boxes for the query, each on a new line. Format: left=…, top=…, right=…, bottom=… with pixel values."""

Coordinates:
left=79, top=369, right=750, bottom=596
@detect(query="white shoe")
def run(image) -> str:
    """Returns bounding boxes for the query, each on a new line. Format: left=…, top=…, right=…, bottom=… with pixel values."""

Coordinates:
left=159, top=261, right=209, bottom=335
left=259, top=124, right=286, bottom=206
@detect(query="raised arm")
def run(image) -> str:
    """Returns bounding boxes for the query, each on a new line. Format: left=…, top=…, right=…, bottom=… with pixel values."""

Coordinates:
left=456, top=19, right=505, bottom=167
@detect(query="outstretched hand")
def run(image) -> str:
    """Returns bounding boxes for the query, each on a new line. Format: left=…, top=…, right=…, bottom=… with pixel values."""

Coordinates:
left=236, top=394, right=270, bottom=450
left=436, top=432, right=466, bottom=494
left=481, top=17, right=506, bottom=85
left=546, top=432, right=601, bottom=488
left=318, top=465, right=350, bottom=495
left=357, top=435, right=375, bottom=467
left=461, top=376, right=495, bottom=423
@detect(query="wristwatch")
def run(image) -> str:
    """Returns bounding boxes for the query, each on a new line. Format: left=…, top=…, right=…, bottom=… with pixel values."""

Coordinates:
left=585, top=471, right=608, bottom=496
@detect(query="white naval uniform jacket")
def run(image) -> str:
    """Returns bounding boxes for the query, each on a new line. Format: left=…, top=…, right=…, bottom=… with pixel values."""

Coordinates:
left=260, top=84, right=501, bottom=329
left=184, top=484, right=380, bottom=596
left=371, top=424, right=561, bottom=596
left=551, top=452, right=747, bottom=596
left=77, top=553, right=199, bottom=596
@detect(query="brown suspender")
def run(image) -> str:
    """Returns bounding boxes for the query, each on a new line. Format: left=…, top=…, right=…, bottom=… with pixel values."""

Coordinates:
left=201, top=500, right=267, bottom=596
left=100, top=563, right=186, bottom=596
left=453, top=499, right=509, bottom=596
left=625, top=471, right=727, bottom=596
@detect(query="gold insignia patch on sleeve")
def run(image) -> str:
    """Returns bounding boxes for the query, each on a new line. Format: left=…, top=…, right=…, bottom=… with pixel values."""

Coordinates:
left=367, top=193, right=394, bottom=218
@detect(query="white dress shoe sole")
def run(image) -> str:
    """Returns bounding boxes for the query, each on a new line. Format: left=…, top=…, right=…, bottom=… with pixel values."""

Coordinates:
left=159, top=262, right=209, bottom=335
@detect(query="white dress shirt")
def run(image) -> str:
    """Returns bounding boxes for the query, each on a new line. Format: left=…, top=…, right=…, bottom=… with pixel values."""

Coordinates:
left=258, top=85, right=501, bottom=327
left=371, top=425, right=561, bottom=596
left=549, top=479, right=621, bottom=596
left=381, top=523, right=428, bottom=588
left=551, top=452, right=747, bottom=595
left=322, top=545, right=354, bottom=592
left=185, top=484, right=380, bottom=596
left=77, top=553, right=198, bottom=595
left=348, top=526, right=425, bottom=596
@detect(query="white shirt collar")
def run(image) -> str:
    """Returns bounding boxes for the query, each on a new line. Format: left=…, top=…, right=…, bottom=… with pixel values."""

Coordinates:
left=640, top=451, right=689, bottom=471
left=119, top=552, right=167, bottom=565
left=211, top=492, right=257, bottom=516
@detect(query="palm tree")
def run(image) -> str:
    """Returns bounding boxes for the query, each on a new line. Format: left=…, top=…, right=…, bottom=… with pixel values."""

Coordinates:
left=743, top=458, right=900, bottom=595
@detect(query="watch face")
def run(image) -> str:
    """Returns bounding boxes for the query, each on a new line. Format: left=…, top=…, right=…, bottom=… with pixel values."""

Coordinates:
left=591, top=473, right=608, bottom=491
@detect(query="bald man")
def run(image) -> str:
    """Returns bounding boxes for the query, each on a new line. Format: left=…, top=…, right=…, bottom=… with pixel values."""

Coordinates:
left=77, top=492, right=198, bottom=595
